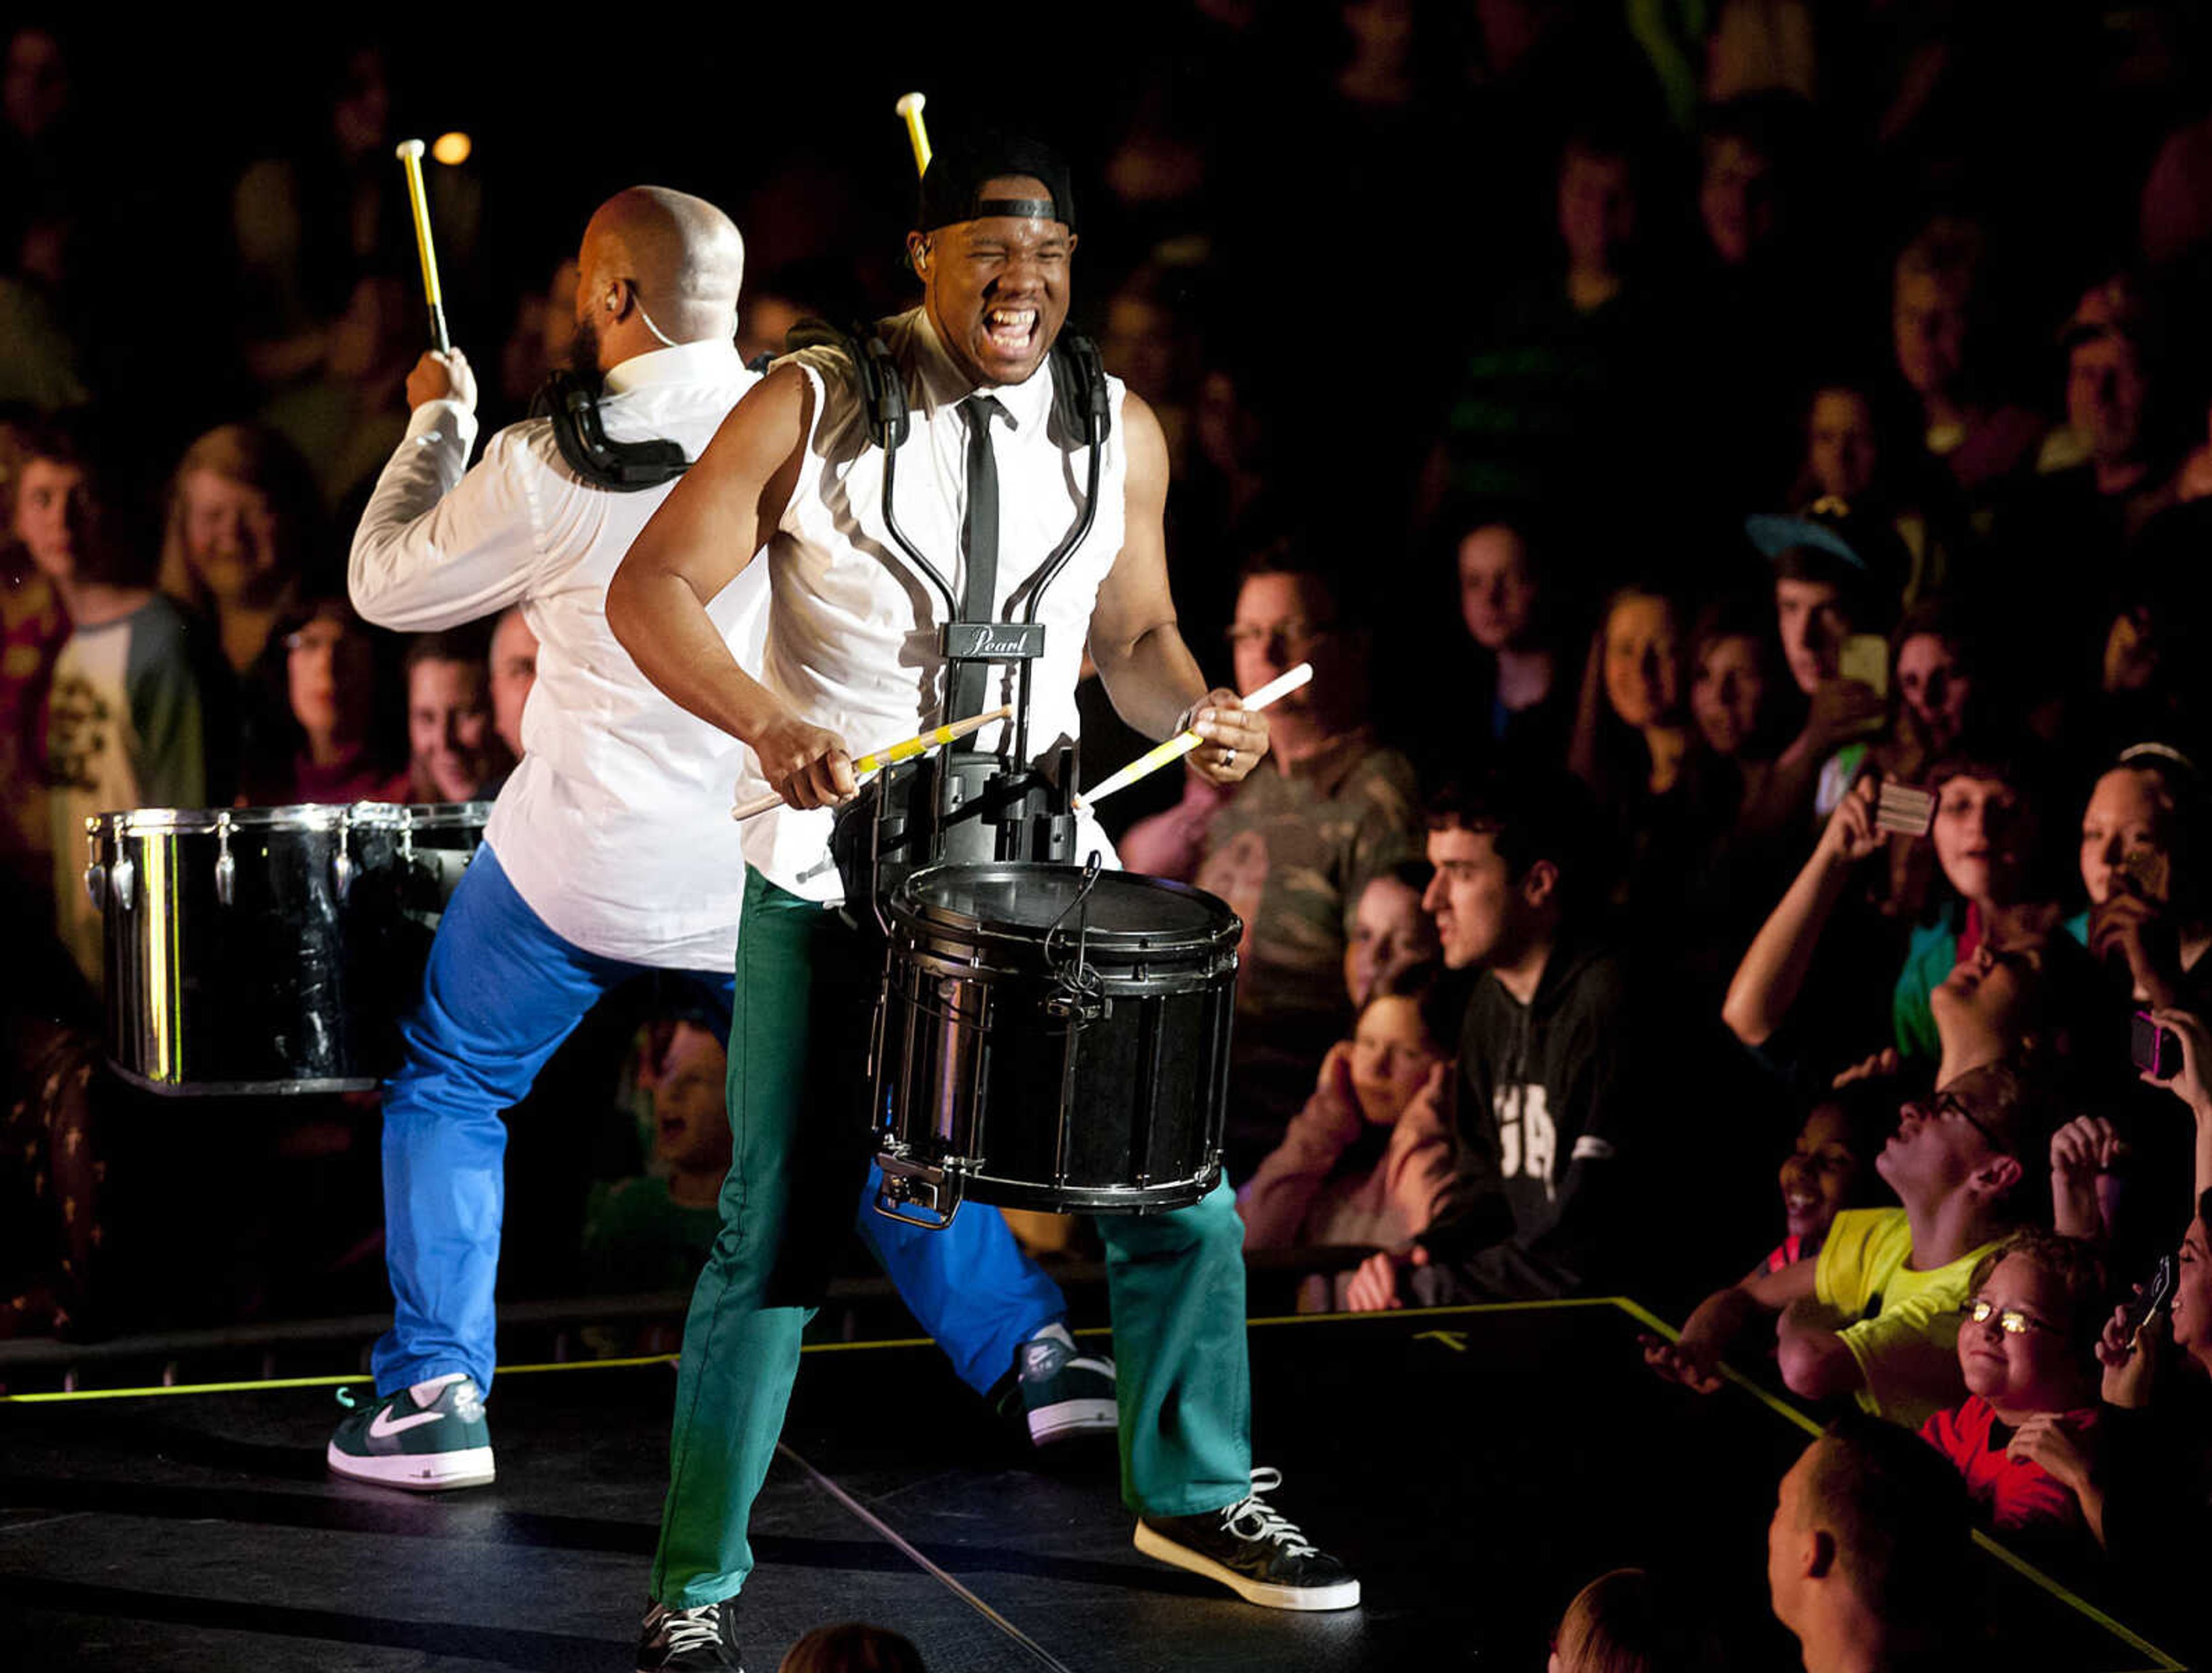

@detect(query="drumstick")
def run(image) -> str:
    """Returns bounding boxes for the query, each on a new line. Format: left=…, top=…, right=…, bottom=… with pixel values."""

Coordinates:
left=895, top=92, right=932, bottom=176
left=730, top=704, right=1014, bottom=821
left=393, top=139, right=450, bottom=352
left=1075, top=663, right=1313, bottom=811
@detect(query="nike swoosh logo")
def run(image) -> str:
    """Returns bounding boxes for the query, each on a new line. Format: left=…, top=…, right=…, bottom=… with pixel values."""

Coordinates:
left=369, top=1408, right=445, bottom=1440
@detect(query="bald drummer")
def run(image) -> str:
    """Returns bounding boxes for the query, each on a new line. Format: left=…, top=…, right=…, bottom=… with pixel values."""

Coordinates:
left=335, top=186, right=1097, bottom=1492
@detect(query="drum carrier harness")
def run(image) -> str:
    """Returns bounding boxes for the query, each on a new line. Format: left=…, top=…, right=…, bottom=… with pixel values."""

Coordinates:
left=790, top=318, right=1114, bottom=925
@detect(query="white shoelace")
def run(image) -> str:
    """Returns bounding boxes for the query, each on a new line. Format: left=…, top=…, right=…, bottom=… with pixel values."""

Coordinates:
left=652, top=1603, right=724, bottom=1653
left=1219, top=1467, right=1319, bottom=1558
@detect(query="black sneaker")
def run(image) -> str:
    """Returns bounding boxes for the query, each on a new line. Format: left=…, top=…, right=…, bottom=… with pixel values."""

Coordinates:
left=636, top=1599, right=743, bottom=1671
left=326, top=1373, right=494, bottom=1491
left=1134, top=1468, right=1361, bottom=1610
left=1017, top=1322, right=1119, bottom=1445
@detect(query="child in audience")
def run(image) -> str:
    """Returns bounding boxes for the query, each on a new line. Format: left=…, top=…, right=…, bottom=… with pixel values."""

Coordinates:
left=583, top=1016, right=732, bottom=1297
left=1547, top=1567, right=1690, bottom=1672
left=1918, top=1230, right=2106, bottom=1538
left=1763, top=1082, right=1890, bottom=1272
left=1240, top=963, right=1455, bottom=1311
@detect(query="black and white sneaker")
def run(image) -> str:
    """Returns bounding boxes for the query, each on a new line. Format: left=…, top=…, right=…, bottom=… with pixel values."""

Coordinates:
left=635, top=1599, right=743, bottom=1672
left=326, top=1373, right=493, bottom=1491
left=1135, top=1467, right=1361, bottom=1611
left=1017, top=1322, right=1119, bottom=1445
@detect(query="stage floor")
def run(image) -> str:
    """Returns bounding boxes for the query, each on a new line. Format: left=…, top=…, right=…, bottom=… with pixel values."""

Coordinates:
left=0, top=1299, right=2183, bottom=1671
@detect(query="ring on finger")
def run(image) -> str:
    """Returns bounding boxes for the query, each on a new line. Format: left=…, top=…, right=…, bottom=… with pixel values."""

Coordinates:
left=1222, top=746, right=1237, bottom=768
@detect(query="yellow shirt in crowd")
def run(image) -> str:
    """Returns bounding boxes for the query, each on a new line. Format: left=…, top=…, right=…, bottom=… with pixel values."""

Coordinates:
left=1814, top=1207, right=2001, bottom=1429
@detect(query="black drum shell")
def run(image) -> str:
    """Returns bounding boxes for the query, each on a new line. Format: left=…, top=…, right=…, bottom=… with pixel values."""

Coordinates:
left=88, top=803, right=486, bottom=1095
left=876, top=864, right=1239, bottom=1213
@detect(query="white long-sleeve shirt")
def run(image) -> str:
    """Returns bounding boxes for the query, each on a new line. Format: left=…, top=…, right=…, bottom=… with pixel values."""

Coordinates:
left=350, top=339, right=765, bottom=969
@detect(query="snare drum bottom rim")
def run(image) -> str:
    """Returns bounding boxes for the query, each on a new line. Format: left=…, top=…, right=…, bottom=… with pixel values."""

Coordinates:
left=105, top=1060, right=382, bottom=1097
left=945, top=1167, right=1224, bottom=1216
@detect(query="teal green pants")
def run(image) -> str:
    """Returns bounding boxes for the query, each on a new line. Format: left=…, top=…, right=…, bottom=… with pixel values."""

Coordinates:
left=651, top=867, right=1253, bottom=1606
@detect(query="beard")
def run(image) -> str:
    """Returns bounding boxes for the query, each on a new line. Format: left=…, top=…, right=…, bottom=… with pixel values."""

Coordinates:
left=567, top=311, right=605, bottom=390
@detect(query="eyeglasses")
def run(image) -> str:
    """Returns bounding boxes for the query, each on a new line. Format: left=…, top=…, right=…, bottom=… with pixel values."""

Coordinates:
left=1902, top=1090, right=2011, bottom=1156
left=1961, top=1298, right=2059, bottom=1337
left=1225, top=619, right=1335, bottom=657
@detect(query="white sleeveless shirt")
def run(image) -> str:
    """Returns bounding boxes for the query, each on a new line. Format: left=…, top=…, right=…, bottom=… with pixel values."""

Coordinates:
left=742, top=309, right=1127, bottom=901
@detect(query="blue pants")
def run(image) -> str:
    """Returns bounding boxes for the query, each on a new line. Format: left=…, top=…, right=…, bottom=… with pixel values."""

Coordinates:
left=373, top=845, right=1066, bottom=1398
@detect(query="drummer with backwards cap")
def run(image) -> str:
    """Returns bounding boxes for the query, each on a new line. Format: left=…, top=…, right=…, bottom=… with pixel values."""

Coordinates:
left=607, top=135, right=1359, bottom=1670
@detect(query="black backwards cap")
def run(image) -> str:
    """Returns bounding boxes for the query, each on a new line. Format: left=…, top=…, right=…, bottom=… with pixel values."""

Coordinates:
left=916, top=131, right=1077, bottom=235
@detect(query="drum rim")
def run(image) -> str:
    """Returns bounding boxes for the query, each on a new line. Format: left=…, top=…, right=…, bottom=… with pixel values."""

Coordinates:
left=895, top=862, right=1239, bottom=950
left=90, top=799, right=494, bottom=835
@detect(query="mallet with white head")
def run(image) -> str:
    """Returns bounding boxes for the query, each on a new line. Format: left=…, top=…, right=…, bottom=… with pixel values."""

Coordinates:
left=393, top=138, right=450, bottom=352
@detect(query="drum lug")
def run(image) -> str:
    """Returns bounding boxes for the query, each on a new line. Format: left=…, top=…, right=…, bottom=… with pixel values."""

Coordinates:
left=82, top=820, right=105, bottom=912
left=874, top=1152, right=961, bottom=1230
left=109, top=815, right=135, bottom=911
left=334, top=811, right=355, bottom=902
left=214, top=812, right=235, bottom=907
left=1043, top=989, right=1106, bottom=1025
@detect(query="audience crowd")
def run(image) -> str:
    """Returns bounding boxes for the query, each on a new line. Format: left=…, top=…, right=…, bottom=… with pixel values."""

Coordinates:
left=9, top=5, right=2212, bottom=1664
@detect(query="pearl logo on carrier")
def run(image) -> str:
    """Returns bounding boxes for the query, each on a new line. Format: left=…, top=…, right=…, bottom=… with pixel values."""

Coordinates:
left=941, top=621, right=1046, bottom=662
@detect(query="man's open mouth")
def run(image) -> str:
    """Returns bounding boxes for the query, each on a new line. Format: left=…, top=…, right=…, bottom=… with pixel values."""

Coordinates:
left=984, top=307, right=1037, bottom=352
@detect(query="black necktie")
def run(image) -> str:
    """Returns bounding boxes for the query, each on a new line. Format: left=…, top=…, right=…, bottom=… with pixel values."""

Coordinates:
left=953, top=393, right=1006, bottom=719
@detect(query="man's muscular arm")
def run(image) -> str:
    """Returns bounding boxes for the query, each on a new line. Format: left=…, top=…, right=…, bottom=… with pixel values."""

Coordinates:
left=1088, top=393, right=1265, bottom=785
left=606, top=365, right=853, bottom=810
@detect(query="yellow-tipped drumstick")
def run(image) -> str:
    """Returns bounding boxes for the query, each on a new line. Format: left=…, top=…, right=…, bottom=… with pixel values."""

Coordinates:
left=393, top=138, right=450, bottom=352
left=1076, top=663, right=1313, bottom=811
left=730, top=704, right=1014, bottom=821
left=895, top=92, right=932, bottom=177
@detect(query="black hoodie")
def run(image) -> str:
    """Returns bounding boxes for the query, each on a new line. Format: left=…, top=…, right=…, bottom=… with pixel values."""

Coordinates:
left=1417, top=928, right=1644, bottom=1299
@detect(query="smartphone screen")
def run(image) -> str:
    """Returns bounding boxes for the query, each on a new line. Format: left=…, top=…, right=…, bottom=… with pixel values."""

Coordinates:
left=2131, top=1010, right=2179, bottom=1079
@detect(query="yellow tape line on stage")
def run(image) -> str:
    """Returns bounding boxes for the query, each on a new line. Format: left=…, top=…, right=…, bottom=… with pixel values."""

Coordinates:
left=0, top=1307, right=1605, bottom=1405
left=0, top=1335, right=971, bottom=1405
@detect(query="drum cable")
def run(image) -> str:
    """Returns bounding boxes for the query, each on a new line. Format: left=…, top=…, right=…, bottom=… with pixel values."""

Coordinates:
left=1040, top=852, right=1106, bottom=1024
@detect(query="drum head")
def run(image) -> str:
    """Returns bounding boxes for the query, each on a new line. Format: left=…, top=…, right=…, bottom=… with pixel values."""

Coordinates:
left=902, top=863, right=1234, bottom=951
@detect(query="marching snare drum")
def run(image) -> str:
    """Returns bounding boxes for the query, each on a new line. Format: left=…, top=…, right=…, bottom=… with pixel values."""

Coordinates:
left=86, top=801, right=487, bottom=1095
left=873, top=861, right=1239, bottom=1223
